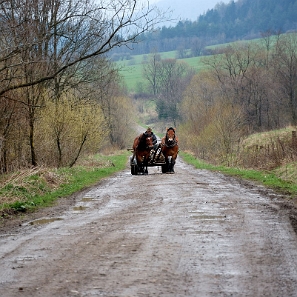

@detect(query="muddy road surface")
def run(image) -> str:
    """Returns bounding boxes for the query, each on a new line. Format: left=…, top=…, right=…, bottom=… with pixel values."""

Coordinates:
left=1, top=159, right=297, bottom=297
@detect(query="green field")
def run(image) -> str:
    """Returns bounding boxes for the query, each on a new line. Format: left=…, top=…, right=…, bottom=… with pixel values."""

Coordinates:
left=116, top=33, right=294, bottom=92
left=116, top=51, right=205, bottom=92
left=115, top=39, right=256, bottom=92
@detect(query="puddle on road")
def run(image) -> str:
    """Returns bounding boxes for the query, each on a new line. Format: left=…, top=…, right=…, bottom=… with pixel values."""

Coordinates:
left=81, top=197, right=96, bottom=202
left=192, top=230, right=217, bottom=234
left=73, top=206, right=88, bottom=211
left=15, top=255, right=37, bottom=262
left=29, top=218, right=64, bottom=225
left=195, top=182, right=209, bottom=187
left=190, top=215, right=226, bottom=220
left=188, top=210, right=205, bottom=214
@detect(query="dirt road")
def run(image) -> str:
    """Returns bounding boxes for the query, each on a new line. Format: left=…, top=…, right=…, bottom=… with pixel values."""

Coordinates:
left=1, top=158, right=297, bottom=297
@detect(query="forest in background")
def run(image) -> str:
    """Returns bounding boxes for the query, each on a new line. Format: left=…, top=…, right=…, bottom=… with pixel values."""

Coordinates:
left=111, top=0, right=297, bottom=60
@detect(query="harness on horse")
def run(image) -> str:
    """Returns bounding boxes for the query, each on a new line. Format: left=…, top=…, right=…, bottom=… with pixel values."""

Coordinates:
left=163, top=137, right=177, bottom=148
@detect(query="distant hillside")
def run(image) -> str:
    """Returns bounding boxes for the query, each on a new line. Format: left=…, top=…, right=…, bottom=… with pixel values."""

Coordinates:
left=194, top=0, right=297, bottom=40
left=111, top=0, right=297, bottom=59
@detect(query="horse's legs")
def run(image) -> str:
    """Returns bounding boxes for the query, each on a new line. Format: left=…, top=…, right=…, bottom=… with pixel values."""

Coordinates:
left=166, top=156, right=171, bottom=173
left=161, top=157, right=168, bottom=173
left=170, top=157, right=176, bottom=173
left=138, top=160, right=148, bottom=175
left=167, top=156, right=174, bottom=173
left=139, top=164, right=146, bottom=174
left=136, top=156, right=144, bottom=175
left=144, top=158, right=149, bottom=174
left=166, top=155, right=177, bottom=173
left=162, top=154, right=176, bottom=173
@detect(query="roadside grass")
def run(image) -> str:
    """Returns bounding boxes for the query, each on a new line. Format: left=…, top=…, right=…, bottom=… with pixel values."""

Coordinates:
left=0, top=151, right=129, bottom=217
left=274, top=162, right=297, bottom=186
left=180, top=151, right=297, bottom=198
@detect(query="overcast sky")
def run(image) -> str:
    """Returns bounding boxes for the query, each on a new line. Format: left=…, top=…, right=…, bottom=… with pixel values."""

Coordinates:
left=148, top=0, right=230, bottom=25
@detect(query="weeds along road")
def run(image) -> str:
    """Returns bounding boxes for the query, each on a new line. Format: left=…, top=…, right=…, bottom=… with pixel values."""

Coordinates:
left=1, top=158, right=297, bottom=297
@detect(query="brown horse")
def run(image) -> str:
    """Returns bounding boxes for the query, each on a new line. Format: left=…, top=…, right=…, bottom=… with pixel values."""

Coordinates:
left=161, top=127, right=179, bottom=173
left=132, top=133, right=154, bottom=174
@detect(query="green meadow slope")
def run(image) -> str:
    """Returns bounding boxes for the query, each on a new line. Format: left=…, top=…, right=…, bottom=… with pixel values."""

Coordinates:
left=117, top=52, right=205, bottom=92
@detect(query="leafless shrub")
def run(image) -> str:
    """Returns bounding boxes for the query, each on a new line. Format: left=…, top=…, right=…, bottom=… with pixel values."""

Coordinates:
left=238, top=130, right=297, bottom=170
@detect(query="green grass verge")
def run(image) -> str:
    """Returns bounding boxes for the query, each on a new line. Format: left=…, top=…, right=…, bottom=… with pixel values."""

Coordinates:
left=0, top=152, right=129, bottom=216
left=180, top=151, right=297, bottom=198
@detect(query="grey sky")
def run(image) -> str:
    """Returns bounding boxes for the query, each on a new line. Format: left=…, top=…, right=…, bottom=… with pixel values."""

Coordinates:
left=151, top=0, right=230, bottom=25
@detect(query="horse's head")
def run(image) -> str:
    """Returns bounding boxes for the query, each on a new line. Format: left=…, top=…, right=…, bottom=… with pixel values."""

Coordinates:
left=166, top=127, right=176, bottom=145
left=139, top=133, right=154, bottom=150
left=145, top=136, right=154, bottom=150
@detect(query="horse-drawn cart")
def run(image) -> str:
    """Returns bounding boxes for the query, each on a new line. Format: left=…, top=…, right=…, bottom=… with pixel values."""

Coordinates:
left=128, top=147, right=167, bottom=175
left=129, top=127, right=178, bottom=175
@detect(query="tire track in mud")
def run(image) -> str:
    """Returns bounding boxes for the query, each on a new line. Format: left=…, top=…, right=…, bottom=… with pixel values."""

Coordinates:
left=0, top=159, right=297, bottom=296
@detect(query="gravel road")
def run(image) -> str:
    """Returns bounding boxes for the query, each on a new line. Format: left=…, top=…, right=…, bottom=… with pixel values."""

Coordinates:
left=1, top=158, right=297, bottom=297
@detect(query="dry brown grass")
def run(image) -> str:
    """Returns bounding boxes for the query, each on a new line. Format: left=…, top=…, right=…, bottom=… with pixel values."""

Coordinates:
left=238, top=126, right=297, bottom=182
left=0, top=154, right=116, bottom=207
left=0, top=167, right=68, bottom=206
left=241, top=126, right=297, bottom=148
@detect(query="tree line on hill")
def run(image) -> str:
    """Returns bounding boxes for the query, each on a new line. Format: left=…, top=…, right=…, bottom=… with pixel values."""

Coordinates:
left=111, top=0, right=297, bottom=60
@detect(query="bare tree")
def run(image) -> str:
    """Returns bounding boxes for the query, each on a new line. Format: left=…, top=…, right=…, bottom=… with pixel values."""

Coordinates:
left=89, top=57, right=133, bottom=148
left=273, top=33, right=297, bottom=126
left=142, top=55, right=194, bottom=125
left=142, top=52, right=161, bottom=96
left=190, top=37, right=205, bottom=57
left=0, top=95, right=18, bottom=172
left=0, top=0, right=166, bottom=169
left=0, top=0, right=165, bottom=98
left=202, top=43, right=280, bottom=131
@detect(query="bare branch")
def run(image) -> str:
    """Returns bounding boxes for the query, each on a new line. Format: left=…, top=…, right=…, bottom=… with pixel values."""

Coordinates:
left=0, top=0, right=166, bottom=97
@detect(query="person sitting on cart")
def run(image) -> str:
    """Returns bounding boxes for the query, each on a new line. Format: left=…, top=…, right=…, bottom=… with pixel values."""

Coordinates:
left=144, top=127, right=159, bottom=161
